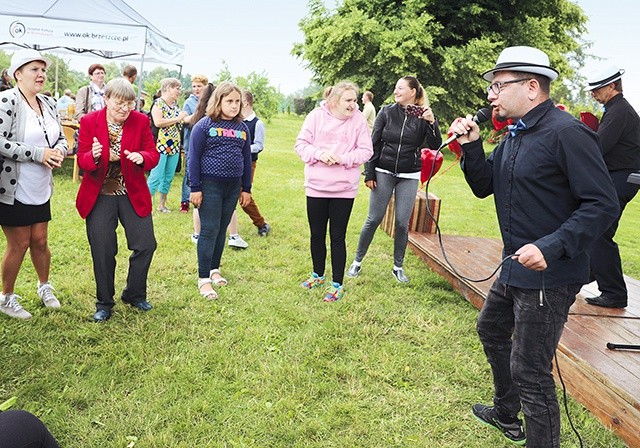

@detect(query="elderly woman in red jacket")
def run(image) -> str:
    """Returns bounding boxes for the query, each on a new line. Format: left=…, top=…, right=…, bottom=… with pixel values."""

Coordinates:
left=76, top=78, right=160, bottom=322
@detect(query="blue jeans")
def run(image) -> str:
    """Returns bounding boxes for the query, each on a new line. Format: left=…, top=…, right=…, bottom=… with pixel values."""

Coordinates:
left=181, top=148, right=190, bottom=202
left=477, top=280, right=580, bottom=448
left=196, top=179, right=241, bottom=278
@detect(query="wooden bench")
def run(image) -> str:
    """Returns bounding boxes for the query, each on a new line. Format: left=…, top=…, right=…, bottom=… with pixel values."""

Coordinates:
left=407, top=232, right=640, bottom=447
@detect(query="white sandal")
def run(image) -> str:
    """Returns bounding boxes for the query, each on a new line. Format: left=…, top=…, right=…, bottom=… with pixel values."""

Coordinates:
left=198, top=278, right=218, bottom=300
left=209, top=269, right=228, bottom=286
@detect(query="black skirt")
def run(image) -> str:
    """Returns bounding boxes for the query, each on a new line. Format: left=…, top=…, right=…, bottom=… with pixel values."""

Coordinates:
left=0, top=199, right=51, bottom=227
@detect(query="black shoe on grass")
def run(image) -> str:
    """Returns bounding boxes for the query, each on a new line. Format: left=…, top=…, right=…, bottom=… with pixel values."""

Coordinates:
left=472, top=403, right=526, bottom=445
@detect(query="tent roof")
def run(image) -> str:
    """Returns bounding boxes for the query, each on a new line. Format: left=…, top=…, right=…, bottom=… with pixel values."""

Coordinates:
left=0, top=0, right=184, bottom=64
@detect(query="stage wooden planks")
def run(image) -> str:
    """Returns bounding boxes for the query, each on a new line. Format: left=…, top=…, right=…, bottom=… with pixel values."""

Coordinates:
left=408, top=232, right=640, bottom=447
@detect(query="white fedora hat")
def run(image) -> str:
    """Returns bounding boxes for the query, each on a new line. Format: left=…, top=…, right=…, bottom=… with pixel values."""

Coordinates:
left=584, top=63, right=624, bottom=91
left=8, top=48, right=51, bottom=80
left=482, top=46, right=558, bottom=82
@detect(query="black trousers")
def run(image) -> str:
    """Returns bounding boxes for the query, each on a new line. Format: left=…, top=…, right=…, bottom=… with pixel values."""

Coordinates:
left=590, top=169, right=639, bottom=301
left=0, top=410, right=60, bottom=448
left=306, top=197, right=354, bottom=285
left=86, top=195, right=157, bottom=310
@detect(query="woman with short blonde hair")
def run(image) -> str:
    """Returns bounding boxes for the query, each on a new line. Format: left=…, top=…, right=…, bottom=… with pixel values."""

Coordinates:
left=147, top=77, right=188, bottom=212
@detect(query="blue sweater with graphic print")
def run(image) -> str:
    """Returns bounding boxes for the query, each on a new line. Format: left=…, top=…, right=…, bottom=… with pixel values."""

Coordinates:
left=188, top=117, right=252, bottom=193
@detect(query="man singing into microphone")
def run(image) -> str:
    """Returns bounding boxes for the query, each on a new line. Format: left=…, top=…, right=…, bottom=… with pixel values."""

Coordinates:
left=450, top=46, right=618, bottom=447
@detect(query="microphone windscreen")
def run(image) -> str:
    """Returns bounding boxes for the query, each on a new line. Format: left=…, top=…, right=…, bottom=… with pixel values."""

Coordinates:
left=475, top=107, right=492, bottom=124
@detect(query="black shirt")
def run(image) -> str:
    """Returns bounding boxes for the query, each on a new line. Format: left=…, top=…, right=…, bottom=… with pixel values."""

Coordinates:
left=461, top=99, right=619, bottom=289
left=597, top=93, right=640, bottom=172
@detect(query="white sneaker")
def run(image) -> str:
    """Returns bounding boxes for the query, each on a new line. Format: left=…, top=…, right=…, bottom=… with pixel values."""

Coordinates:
left=346, top=261, right=362, bottom=278
left=37, top=282, right=61, bottom=309
left=392, top=268, right=410, bottom=283
left=228, top=235, right=249, bottom=249
left=191, top=233, right=199, bottom=244
left=0, top=293, right=32, bottom=319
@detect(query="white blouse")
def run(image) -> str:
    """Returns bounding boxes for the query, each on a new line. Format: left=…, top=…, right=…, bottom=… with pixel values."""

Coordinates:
left=15, top=103, right=61, bottom=205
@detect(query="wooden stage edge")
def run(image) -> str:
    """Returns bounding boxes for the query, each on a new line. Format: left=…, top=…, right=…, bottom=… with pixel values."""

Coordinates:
left=408, top=231, right=640, bottom=448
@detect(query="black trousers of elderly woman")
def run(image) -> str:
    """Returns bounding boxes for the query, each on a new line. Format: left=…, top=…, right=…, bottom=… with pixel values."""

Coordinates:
left=86, top=195, right=157, bottom=311
left=0, top=410, right=60, bottom=448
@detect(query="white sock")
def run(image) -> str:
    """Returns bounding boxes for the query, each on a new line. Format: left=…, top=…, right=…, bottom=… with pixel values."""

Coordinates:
left=352, top=260, right=362, bottom=266
left=229, top=234, right=239, bottom=239
left=393, top=265, right=403, bottom=271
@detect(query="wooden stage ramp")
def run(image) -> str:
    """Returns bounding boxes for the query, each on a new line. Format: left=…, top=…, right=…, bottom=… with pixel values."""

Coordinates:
left=408, top=232, right=640, bottom=447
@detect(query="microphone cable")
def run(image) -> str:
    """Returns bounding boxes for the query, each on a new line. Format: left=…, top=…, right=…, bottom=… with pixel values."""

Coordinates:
left=540, top=274, right=585, bottom=448
left=421, top=145, right=511, bottom=283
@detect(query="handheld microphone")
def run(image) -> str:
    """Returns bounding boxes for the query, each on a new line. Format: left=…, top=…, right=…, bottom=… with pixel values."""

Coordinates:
left=439, top=107, right=492, bottom=150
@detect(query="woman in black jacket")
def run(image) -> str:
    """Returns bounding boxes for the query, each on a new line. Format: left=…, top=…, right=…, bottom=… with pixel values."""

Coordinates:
left=347, top=76, right=441, bottom=282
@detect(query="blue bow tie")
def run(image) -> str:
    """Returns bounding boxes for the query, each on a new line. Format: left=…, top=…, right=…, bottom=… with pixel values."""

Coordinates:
left=508, top=119, right=527, bottom=137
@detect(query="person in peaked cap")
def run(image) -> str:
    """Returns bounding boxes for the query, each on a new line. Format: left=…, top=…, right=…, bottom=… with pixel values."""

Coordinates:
left=583, top=63, right=640, bottom=309
left=449, top=46, right=618, bottom=447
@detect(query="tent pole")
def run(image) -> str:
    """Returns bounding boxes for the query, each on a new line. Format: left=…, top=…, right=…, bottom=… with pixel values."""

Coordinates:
left=54, top=54, right=59, bottom=98
left=136, top=57, right=145, bottom=111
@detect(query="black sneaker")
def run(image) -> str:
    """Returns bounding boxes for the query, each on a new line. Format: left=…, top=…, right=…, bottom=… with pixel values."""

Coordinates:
left=472, top=403, right=526, bottom=445
left=258, top=222, right=271, bottom=237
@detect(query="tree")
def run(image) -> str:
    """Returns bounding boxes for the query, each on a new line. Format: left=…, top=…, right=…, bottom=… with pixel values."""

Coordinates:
left=293, top=0, right=590, bottom=124
left=211, top=62, right=283, bottom=122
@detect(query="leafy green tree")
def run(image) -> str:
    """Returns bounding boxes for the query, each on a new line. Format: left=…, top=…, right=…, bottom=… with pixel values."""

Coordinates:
left=293, top=0, right=589, bottom=123
left=236, top=72, right=282, bottom=122
left=210, top=62, right=283, bottom=122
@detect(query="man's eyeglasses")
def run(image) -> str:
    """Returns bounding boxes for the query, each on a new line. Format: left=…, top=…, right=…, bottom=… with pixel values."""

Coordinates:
left=486, top=78, right=531, bottom=95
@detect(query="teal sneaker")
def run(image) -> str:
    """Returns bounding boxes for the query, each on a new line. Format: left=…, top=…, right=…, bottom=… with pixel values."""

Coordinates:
left=301, top=272, right=325, bottom=289
left=323, top=282, right=344, bottom=302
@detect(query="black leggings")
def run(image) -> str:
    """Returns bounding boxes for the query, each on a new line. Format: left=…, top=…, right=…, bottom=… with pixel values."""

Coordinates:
left=0, top=410, right=60, bottom=447
left=306, top=197, right=354, bottom=285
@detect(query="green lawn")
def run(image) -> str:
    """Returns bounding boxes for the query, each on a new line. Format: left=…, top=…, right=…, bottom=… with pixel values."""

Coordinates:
left=1, top=114, right=633, bottom=447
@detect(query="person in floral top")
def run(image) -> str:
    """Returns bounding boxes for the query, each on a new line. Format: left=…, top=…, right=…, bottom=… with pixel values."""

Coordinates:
left=147, top=77, right=188, bottom=212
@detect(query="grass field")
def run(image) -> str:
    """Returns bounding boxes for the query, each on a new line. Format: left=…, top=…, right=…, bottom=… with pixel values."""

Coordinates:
left=1, top=113, right=635, bottom=447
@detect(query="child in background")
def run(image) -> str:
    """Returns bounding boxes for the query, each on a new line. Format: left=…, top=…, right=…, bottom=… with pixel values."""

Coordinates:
left=188, top=82, right=252, bottom=300
left=294, top=81, right=373, bottom=302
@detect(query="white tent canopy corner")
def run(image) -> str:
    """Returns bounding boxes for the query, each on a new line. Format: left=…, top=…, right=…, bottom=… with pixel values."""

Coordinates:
left=0, top=0, right=184, bottom=66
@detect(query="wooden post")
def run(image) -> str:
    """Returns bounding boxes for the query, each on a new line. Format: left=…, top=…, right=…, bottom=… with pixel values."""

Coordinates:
left=381, top=190, right=441, bottom=236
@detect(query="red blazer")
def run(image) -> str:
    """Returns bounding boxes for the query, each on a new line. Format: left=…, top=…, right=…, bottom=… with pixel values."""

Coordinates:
left=75, top=109, right=160, bottom=219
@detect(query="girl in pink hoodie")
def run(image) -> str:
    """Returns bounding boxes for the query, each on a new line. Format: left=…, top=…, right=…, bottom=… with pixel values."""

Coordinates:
left=295, top=81, right=373, bottom=301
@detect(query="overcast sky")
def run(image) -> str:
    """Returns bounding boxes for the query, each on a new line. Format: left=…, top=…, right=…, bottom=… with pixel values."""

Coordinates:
left=62, top=0, right=640, bottom=108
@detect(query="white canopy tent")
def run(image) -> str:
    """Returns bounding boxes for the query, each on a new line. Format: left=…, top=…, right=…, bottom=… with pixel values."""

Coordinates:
left=0, top=0, right=184, bottom=96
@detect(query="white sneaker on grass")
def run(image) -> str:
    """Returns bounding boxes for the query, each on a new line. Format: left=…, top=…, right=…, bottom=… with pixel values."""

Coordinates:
left=392, top=267, right=409, bottom=283
left=228, top=235, right=249, bottom=249
left=346, top=261, right=362, bottom=278
left=37, top=282, right=61, bottom=309
left=0, top=293, right=32, bottom=319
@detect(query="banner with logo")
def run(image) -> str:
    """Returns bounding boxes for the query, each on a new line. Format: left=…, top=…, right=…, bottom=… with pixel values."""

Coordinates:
left=0, top=16, right=146, bottom=55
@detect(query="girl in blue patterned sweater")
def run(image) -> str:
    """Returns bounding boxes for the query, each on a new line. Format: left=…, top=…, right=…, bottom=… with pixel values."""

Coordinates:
left=188, top=82, right=252, bottom=300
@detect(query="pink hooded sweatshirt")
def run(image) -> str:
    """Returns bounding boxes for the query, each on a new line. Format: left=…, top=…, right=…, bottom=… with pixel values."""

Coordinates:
left=295, top=103, right=373, bottom=198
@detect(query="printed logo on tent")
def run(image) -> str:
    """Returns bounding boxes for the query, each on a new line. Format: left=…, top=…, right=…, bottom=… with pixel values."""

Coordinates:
left=9, top=21, right=25, bottom=38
